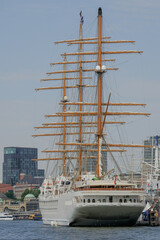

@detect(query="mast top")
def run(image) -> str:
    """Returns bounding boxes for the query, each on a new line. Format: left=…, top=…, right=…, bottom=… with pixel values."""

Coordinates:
left=98, top=7, right=102, bottom=16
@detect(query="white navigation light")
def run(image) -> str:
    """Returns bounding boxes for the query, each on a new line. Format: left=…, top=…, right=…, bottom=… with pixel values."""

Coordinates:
left=95, top=65, right=107, bottom=73
left=95, top=65, right=101, bottom=72
left=63, top=96, right=68, bottom=102
left=101, top=65, right=107, bottom=72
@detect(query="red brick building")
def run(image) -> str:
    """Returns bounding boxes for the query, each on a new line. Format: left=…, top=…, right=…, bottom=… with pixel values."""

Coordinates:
left=0, top=183, right=13, bottom=193
left=13, top=173, right=43, bottom=199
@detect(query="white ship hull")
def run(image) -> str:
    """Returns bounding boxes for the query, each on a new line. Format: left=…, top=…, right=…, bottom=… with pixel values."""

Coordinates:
left=39, top=189, right=144, bottom=226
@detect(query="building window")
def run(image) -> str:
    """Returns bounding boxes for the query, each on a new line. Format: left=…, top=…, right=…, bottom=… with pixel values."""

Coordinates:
left=92, top=199, right=95, bottom=203
left=20, top=150, right=24, bottom=154
left=4, top=148, right=16, bottom=154
left=109, top=196, right=113, bottom=202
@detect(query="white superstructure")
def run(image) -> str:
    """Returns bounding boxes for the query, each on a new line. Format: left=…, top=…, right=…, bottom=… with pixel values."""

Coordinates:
left=39, top=175, right=145, bottom=226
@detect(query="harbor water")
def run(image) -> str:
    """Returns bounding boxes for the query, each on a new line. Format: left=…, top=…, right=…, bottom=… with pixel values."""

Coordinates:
left=0, top=221, right=160, bottom=240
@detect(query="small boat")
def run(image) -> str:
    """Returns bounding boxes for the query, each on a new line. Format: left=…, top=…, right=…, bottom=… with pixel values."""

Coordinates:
left=0, top=212, right=14, bottom=220
left=29, top=214, right=35, bottom=220
left=33, top=213, right=42, bottom=221
left=29, top=212, right=42, bottom=220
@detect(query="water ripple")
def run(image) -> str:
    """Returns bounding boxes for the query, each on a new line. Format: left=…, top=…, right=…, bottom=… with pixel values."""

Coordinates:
left=0, top=221, right=160, bottom=240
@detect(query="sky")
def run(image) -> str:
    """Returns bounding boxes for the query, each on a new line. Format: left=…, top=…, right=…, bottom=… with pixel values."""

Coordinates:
left=0, top=0, right=160, bottom=181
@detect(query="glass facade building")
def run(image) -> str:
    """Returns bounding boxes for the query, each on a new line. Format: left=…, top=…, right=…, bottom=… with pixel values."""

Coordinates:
left=3, top=147, right=44, bottom=186
left=142, top=135, right=160, bottom=187
left=81, top=145, right=107, bottom=173
left=144, top=136, right=160, bottom=166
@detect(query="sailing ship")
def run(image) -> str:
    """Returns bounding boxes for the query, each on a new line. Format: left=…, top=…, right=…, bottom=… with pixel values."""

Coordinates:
left=33, top=8, right=151, bottom=226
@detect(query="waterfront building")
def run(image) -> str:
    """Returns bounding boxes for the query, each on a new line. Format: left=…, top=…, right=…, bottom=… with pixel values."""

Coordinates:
left=13, top=173, right=44, bottom=199
left=144, top=135, right=160, bottom=166
left=0, top=194, right=39, bottom=213
left=3, top=147, right=44, bottom=186
left=0, top=183, right=13, bottom=193
left=24, top=194, right=39, bottom=211
left=142, top=136, right=160, bottom=187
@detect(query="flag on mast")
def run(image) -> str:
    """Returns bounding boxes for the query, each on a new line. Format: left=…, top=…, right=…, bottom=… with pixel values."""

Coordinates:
left=114, top=173, right=117, bottom=185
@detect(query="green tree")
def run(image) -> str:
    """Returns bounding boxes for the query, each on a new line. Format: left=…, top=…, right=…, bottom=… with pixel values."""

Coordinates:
left=30, top=189, right=40, bottom=198
left=21, top=189, right=29, bottom=201
left=20, top=188, right=40, bottom=201
left=5, top=191, right=16, bottom=200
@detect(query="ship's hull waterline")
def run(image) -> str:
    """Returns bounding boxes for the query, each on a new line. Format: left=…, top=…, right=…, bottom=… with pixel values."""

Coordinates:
left=39, top=190, right=144, bottom=227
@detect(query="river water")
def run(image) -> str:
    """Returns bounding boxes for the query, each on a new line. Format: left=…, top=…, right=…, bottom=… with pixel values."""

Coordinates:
left=0, top=221, right=160, bottom=240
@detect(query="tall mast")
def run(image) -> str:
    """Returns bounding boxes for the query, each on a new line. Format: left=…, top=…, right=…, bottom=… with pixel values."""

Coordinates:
left=97, top=7, right=103, bottom=178
left=78, top=11, right=83, bottom=180
left=33, top=8, right=150, bottom=178
left=63, top=55, right=66, bottom=176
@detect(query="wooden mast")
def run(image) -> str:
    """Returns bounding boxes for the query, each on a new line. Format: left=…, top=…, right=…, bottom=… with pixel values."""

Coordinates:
left=62, top=56, right=66, bottom=176
left=78, top=12, right=83, bottom=180
left=97, top=7, right=103, bottom=178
